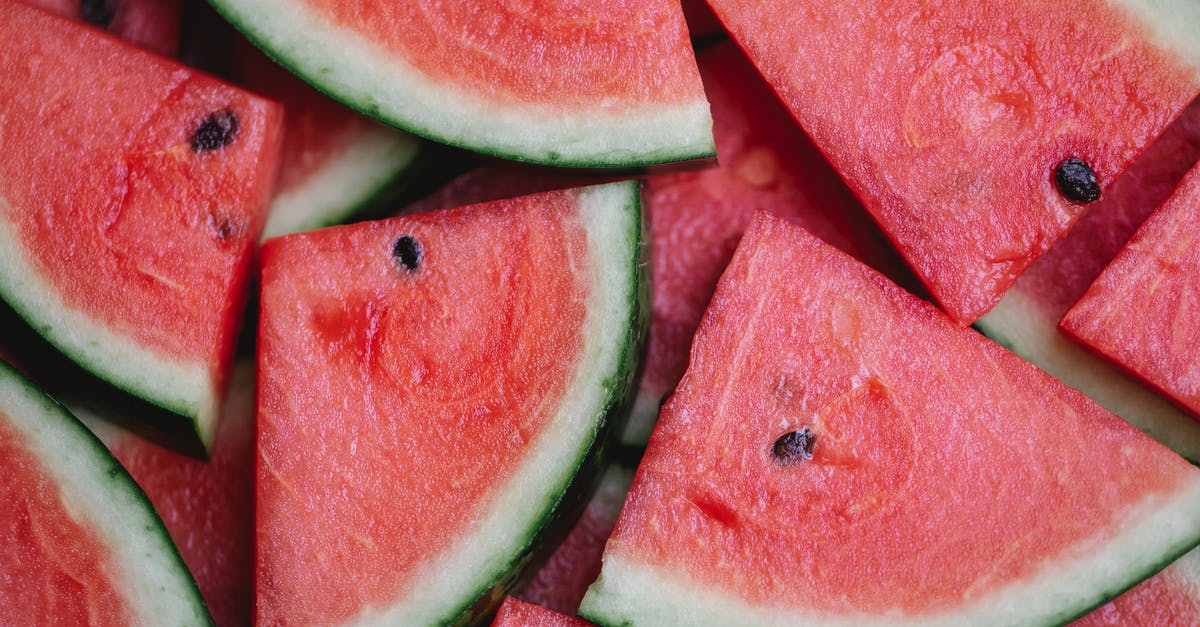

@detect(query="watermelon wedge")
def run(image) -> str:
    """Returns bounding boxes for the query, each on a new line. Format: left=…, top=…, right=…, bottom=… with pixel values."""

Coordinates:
left=21, top=0, right=180, bottom=56
left=580, top=212, right=1200, bottom=625
left=205, top=0, right=714, bottom=168
left=229, top=40, right=427, bottom=240
left=976, top=98, right=1200, bottom=461
left=0, top=360, right=209, bottom=625
left=706, top=0, right=1200, bottom=323
left=0, top=2, right=283, bottom=451
left=257, top=182, right=646, bottom=624
left=1075, top=548, right=1200, bottom=626
left=493, top=597, right=590, bottom=627
left=77, top=362, right=256, bottom=627
left=1061, top=162, right=1200, bottom=418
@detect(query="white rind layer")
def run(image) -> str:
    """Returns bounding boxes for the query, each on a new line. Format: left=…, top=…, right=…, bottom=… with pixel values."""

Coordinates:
left=581, top=479, right=1200, bottom=626
left=0, top=197, right=217, bottom=449
left=207, top=0, right=714, bottom=167
left=1109, top=0, right=1200, bottom=78
left=347, top=182, right=642, bottom=624
left=0, top=365, right=209, bottom=626
left=261, top=124, right=422, bottom=240
left=977, top=288, right=1200, bottom=463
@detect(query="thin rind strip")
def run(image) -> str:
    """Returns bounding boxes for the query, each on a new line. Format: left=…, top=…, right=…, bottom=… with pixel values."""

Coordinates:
left=0, top=362, right=210, bottom=626
left=348, top=181, right=644, bottom=624
left=581, top=480, right=1200, bottom=626
left=206, top=0, right=714, bottom=167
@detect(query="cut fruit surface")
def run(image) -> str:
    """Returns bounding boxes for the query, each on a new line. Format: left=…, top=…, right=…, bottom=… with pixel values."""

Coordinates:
left=257, top=182, right=646, bottom=624
left=580, top=212, right=1200, bottom=625
left=230, top=40, right=425, bottom=239
left=207, top=0, right=714, bottom=167
left=493, top=597, right=591, bottom=627
left=707, top=0, right=1200, bottom=323
left=21, top=0, right=180, bottom=55
left=1074, top=548, right=1200, bottom=626
left=79, top=363, right=257, bottom=627
left=0, top=360, right=209, bottom=625
left=1062, top=163, right=1200, bottom=418
left=977, top=98, right=1200, bottom=461
left=0, top=2, right=283, bottom=451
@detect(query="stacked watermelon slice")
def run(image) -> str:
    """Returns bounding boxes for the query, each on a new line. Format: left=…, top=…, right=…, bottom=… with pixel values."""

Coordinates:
left=4, top=0, right=1200, bottom=625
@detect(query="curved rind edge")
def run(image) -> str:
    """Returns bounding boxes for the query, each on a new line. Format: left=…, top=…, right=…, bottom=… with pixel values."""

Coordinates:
left=204, top=0, right=715, bottom=168
left=0, top=361, right=211, bottom=626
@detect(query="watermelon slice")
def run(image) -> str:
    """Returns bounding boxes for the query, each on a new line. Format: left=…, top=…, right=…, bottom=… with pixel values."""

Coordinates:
left=629, top=39, right=915, bottom=444
left=706, top=0, right=1200, bottom=323
left=0, top=360, right=209, bottom=625
left=77, top=362, right=256, bottom=627
left=0, top=2, right=283, bottom=451
left=21, top=0, right=180, bottom=56
left=976, top=98, right=1200, bottom=461
left=1061, top=162, right=1200, bottom=418
left=580, top=212, right=1200, bottom=625
left=229, top=39, right=427, bottom=240
left=1074, top=548, right=1200, bottom=626
left=493, top=597, right=590, bottom=627
left=205, top=0, right=714, bottom=168
left=519, top=465, right=634, bottom=615
left=256, top=182, right=646, bottom=624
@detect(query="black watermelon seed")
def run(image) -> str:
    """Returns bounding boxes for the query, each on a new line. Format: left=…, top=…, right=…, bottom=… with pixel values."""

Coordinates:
left=392, top=235, right=422, bottom=272
left=189, top=109, right=240, bottom=153
left=80, top=0, right=116, bottom=27
left=772, top=428, right=815, bottom=466
left=1053, top=158, right=1101, bottom=204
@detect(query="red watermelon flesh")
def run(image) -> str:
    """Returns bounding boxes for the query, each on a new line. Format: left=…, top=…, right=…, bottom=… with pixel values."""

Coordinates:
left=21, top=0, right=180, bottom=56
left=1061, top=163, right=1200, bottom=417
left=0, top=418, right=133, bottom=624
left=707, top=0, right=1200, bottom=323
left=78, top=363, right=256, bottom=627
left=0, top=2, right=283, bottom=450
left=581, top=212, right=1200, bottom=624
left=492, top=597, right=591, bottom=627
left=519, top=465, right=633, bottom=615
left=1073, top=549, right=1200, bottom=626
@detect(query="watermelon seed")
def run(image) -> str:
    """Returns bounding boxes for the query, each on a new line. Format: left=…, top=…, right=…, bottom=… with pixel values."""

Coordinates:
left=393, top=235, right=423, bottom=273
left=773, top=428, right=815, bottom=465
left=1053, top=158, right=1100, bottom=204
left=80, top=0, right=116, bottom=27
left=190, top=109, right=240, bottom=153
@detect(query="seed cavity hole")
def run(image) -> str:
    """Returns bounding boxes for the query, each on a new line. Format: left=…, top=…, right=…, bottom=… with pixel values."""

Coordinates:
left=190, top=109, right=240, bottom=153
left=1053, top=158, right=1100, bottom=204
left=773, top=428, right=815, bottom=466
left=80, top=0, right=116, bottom=27
left=392, top=235, right=422, bottom=273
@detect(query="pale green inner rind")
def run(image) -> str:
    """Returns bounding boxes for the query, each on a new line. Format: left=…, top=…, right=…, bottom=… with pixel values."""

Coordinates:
left=1108, top=0, right=1200, bottom=78
left=580, top=480, right=1200, bottom=626
left=261, top=124, right=423, bottom=240
left=205, top=0, right=715, bottom=168
left=0, top=362, right=210, bottom=626
left=343, top=181, right=644, bottom=625
left=0, top=198, right=217, bottom=450
left=975, top=288, right=1200, bottom=463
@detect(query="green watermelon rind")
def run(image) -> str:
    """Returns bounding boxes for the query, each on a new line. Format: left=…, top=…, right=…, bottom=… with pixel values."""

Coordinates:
left=203, top=0, right=715, bottom=169
left=975, top=288, right=1200, bottom=464
left=580, top=479, right=1200, bottom=626
left=338, top=181, right=647, bottom=625
left=0, top=360, right=212, bottom=626
left=261, top=124, right=425, bottom=240
left=0, top=208, right=217, bottom=451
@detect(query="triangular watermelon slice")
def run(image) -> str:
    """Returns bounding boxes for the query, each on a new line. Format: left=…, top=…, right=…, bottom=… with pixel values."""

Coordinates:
left=706, top=0, right=1200, bottom=323
left=0, top=2, right=283, bottom=451
left=492, top=597, right=591, bottom=627
left=976, top=98, right=1200, bottom=462
left=1061, top=162, right=1200, bottom=418
left=580, top=212, right=1200, bottom=625
left=21, top=0, right=180, bottom=56
left=0, top=360, right=209, bottom=625
left=206, top=0, right=714, bottom=168
left=256, top=182, right=646, bottom=624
